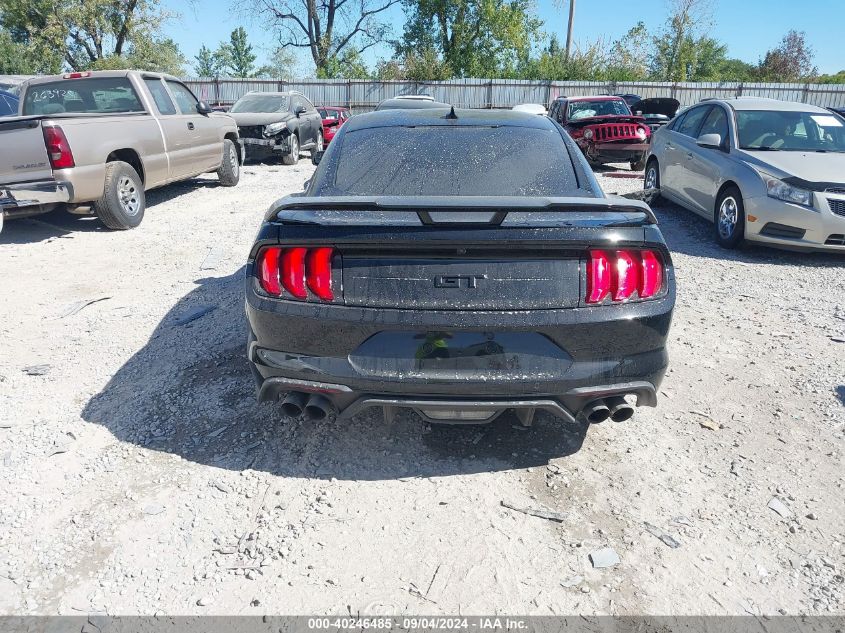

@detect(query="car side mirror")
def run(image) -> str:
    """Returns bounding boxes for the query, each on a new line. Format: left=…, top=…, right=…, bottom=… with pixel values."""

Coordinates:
left=295, top=105, right=306, bottom=117
left=196, top=101, right=213, bottom=115
left=312, top=150, right=324, bottom=166
left=697, top=133, right=723, bottom=150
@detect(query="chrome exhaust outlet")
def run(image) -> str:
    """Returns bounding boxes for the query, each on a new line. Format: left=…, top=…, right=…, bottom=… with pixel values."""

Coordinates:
left=304, top=394, right=336, bottom=421
left=280, top=391, right=307, bottom=418
left=606, top=395, right=634, bottom=422
left=582, top=400, right=611, bottom=424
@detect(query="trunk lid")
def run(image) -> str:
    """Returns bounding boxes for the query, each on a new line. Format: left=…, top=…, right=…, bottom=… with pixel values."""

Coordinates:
left=265, top=196, right=655, bottom=311
left=0, top=117, right=51, bottom=185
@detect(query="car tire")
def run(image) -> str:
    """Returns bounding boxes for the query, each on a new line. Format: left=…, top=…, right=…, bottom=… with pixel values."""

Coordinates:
left=313, top=131, right=324, bottom=155
left=630, top=156, right=646, bottom=171
left=282, top=133, right=299, bottom=166
left=92, top=161, right=145, bottom=230
left=714, top=186, right=745, bottom=249
left=644, top=159, right=660, bottom=190
left=217, top=139, right=240, bottom=187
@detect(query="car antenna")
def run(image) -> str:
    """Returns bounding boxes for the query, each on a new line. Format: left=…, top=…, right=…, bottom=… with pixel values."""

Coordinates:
left=442, top=105, right=458, bottom=120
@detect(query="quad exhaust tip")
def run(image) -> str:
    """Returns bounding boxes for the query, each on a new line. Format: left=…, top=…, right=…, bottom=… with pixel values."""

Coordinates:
left=582, top=396, right=635, bottom=423
left=304, top=394, right=336, bottom=421
left=280, top=391, right=308, bottom=418
left=606, top=395, right=635, bottom=423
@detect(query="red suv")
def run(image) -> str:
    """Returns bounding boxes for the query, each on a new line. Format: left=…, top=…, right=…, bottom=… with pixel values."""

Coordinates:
left=317, top=106, right=350, bottom=144
left=549, top=96, right=651, bottom=170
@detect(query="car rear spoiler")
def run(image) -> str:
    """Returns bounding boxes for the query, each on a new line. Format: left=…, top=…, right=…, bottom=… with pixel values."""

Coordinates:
left=266, top=195, right=658, bottom=226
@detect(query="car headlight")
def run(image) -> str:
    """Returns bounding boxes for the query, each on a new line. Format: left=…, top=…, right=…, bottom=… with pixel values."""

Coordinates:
left=763, top=175, right=814, bottom=208
left=264, top=121, right=287, bottom=136
left=583, top=129, right=593, bottom=140
left=635, top=126, right=647, bottom=140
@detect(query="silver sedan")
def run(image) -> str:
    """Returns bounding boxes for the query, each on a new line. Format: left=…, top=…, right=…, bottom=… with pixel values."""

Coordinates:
left=645, top=97, right=845, bottom=252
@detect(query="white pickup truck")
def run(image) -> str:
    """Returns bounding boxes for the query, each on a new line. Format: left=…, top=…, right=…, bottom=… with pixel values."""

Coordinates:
left=0, top=70, right=242, bottom=233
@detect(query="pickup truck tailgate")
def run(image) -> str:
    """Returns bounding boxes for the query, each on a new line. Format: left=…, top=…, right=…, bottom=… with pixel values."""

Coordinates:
left=0, top=117, right=51, bottom=186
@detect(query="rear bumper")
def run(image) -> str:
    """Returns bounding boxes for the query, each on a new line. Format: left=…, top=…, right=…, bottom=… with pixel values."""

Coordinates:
left=0, top=179, right=70, bottom=212
left=245, top=280, right=674, bottom=422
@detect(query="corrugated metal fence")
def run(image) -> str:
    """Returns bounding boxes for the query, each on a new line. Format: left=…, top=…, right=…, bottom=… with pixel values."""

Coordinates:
left=4, top=74, right=844, bottom=110
left=182, top=77, right=845, bottom=111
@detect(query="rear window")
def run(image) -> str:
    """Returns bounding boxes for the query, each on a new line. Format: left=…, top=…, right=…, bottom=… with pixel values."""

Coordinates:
left=325, top=125, right=579, bottom=197
left=22, top=77, right=144, bottom=115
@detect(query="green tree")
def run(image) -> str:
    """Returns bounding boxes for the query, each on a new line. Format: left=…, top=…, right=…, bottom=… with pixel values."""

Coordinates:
left=194, top=44, right=226, bottom=77
left=649, top=0, right=713, bottom=81
left=221, top=26, right=256, bottom=77
left=0, top=0, right=181, bottom=72
left=0, top=28, right=61, bottom=73
left=397, top=0, right=541, bottom=78
left=816, top=70, right=845, bottom=84
left=520, top=35, right=611, bottom=81
left=254, top=46, right=298, bottom=79
left=757, top=30, right=817, bottom=82
left=606, top=22, right=651, bottom=80
left=317, top=49, right=370, bottom=79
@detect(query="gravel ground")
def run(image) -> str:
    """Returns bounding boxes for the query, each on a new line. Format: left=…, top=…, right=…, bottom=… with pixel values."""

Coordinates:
left=0, top=161, right=843, bottom=617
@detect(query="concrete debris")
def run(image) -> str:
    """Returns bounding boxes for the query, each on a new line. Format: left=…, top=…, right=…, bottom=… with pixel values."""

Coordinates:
left=643, top=522, right=681, bottom=548
left=172, top=305, right=216, bottom=326
left=55, top=296, right=110, bottom=319
left=768, top=497, right=792, bottom=518
left=589, top=547, right=620, bottom=569
left=500, top=500, right=567, bottom=523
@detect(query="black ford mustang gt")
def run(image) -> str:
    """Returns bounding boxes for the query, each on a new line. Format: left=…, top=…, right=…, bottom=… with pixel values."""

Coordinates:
left=245, top=107, right=675, bottom=427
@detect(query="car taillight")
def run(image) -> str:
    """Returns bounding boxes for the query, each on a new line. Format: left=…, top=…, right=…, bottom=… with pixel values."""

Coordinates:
left=586, top=249, right=664, bottom=304
left=42, top=126, right=75, bottom=169
left=257, top=246, right=335, bottom=302
left=306, top=247, right=334, bottom=300
left=62, top=72, right=91, bottom=79
left=638, top=250, right=663, bottom=298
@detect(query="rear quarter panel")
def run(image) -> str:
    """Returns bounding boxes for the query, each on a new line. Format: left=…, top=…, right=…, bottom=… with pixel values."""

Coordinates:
left=50, top=115, right=168, bottom=201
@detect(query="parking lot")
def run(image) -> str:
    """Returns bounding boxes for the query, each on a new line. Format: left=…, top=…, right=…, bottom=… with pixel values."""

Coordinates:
left=0, top=162, right=843, bottom=616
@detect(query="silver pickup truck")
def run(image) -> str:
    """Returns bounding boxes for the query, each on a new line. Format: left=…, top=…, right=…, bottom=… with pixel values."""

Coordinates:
left=0, top=70, right=242, bottom=233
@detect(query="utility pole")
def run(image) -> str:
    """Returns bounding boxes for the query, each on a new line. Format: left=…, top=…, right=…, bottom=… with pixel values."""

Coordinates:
left=565, top=0, right=576, bottom=61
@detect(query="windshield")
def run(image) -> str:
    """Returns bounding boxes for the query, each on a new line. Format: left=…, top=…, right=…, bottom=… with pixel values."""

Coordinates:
left=22, top=78, right=143, bottom=115
left=736, top=110, right=845, bottom=152
left=322, top=125, right=581, bottom=197
left=230, top=94, right=289, bottom=113
left=319, top=108, right=338, bottom=119
left=568, top=99, right=630, bottom=120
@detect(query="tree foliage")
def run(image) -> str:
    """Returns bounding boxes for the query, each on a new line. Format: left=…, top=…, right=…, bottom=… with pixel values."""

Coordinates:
left=220, top=27, right=256, bottom=77
left=397, top=0, right=541, bottom=78
left=0, top=28, right=61, bottom=73
left=247, top=0, right=400, bottom=75
left=254, top=46, right=298, bottom=79
left=757, top=30, right=817, bottom=82
left=0, top=0, right=184, bottom=73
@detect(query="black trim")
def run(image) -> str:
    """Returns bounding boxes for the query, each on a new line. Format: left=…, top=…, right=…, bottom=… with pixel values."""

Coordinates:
left=782, top=176, right=845, bottom=192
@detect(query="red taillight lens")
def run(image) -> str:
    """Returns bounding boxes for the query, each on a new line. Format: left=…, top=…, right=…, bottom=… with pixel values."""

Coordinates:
left=42, top=126, right=75, bottom=169
left=611, top=250, right=639, bottom=302
left=258, top=247, right=282, bottom=295
left=586, top=250, right=610, bottom=304
left=281, top=247, right=308, bottom=299
left=306, top=247, right=334, bottom=300
left=586, top=249, right=663, bottom=304
left=639, top=250, right=663, bottom=298
left=257, top=246, right=334, bottom=301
